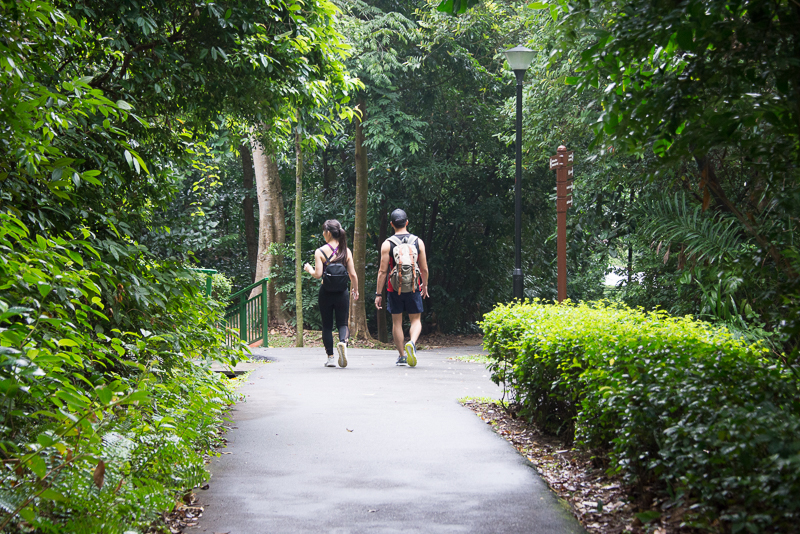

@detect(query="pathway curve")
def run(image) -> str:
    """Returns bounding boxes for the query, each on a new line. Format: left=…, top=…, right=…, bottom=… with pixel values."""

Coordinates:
left=198, top=346, right=584, bottom=534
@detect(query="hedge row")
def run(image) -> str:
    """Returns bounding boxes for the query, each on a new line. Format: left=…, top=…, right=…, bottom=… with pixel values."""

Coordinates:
left=481, top=300, right=800, bottom=532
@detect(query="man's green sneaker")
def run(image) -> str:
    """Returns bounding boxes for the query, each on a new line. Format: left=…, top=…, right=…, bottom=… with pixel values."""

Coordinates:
left=405, top=341, right=417, bottom=367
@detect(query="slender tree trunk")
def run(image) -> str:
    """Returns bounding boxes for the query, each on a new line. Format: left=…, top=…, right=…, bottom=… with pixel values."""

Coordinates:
left=350, top=99, right=371, bottom=339
left=252, top=141, right=290, bottom=324
left=428, top=197, right=439, bottom=246
left=294, top=129, right=304, bottom=347
left=240, top=144, right=258, bottom=281
left=377, top=199, right=388, bottom=343
left=627, top=187, right=635, bottom=285
left=322, top=147, right=332, bottom=192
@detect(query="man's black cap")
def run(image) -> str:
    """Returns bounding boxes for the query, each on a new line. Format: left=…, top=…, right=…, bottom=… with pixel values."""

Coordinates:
left=390, top=209, right=408, bottom=225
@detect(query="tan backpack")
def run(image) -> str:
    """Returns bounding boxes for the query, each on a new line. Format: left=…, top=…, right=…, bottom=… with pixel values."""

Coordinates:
left=388, top=234, right=420, bottom=294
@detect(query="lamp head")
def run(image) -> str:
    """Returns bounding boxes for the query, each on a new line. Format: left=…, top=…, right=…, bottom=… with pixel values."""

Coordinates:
left=504, top=45, right=535, bottom=71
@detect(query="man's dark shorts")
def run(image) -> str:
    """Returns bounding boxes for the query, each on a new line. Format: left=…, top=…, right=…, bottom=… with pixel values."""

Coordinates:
left=387, top=291, right=423, bottom=315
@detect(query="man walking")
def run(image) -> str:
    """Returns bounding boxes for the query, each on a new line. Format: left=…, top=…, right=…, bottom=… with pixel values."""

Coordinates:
left=375, top=209, right=429, bottom=366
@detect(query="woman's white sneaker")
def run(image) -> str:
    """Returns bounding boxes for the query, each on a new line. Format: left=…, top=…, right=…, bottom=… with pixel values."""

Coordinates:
left=325, top=356, right=336, bottom=367
left=337, top=342, right=348, bottom=368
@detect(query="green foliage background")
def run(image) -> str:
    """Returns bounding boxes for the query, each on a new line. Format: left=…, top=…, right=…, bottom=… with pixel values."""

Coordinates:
left=0, top=0, right=352, bottom=530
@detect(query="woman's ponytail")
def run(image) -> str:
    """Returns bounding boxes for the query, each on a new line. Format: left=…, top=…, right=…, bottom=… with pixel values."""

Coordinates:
left=322, top=220, right=348, bottom=263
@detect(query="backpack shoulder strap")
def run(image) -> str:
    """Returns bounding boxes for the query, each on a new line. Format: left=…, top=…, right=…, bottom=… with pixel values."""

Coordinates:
left=387, top=236, right=402, bottom=247
left=320, top=247, right=332, bottom=264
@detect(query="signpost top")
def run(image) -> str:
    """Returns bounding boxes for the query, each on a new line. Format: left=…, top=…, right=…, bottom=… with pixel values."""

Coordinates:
left=550, top=151, right=574, bottom=168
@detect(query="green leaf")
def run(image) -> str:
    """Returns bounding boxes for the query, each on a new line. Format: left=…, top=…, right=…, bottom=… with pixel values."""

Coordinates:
left=37, top=283, right=52, bottom=298
left=96, top=386, right=113, bottom=406
left=119, top=390, right=150, bottom=404
left=28, top=455, right=47, bottom=479
left=635, top=510, right=661, bottom=524
left=116, top=100, right=133, bottom=110
left=66, top=250, right=84, bottom=266
left=57, top=339, right=79, bottom=347
left=39, top=488, right=65, bottom=502
left=37, top=434, right=55, bottom=447
left=676, top=28, right=693, bottom=51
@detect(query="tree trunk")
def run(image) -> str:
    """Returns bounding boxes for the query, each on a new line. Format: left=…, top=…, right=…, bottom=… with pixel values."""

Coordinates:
left=628, top=187, right=635, bottom=285
left=427, top=197, right=439, bottom=247
left=294, top=129, right=304, bottom=347
left=240, top=144, right=258, bottom=281
left=322, top=147, right=332, bottom=192
left=377, top=200, right=388, bottom=343
left=350, top=98, right=371, bottom=339
left=252, top=140, right=290, bottom=324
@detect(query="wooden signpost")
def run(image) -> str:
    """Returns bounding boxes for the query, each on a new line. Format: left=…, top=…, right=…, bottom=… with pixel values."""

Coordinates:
left=550, top=145, right=573, bottom=303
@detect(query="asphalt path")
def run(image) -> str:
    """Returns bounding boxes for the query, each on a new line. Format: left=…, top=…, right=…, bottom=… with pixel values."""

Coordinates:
left=197, top=346, right=585, bottom=534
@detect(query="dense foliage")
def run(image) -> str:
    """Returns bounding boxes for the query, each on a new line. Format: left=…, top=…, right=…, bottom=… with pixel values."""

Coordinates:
left=544, top=0, right=800, bottom=351
left=0, top=0, right=352, bottom=529
left=483, top=301, right=800, bottom=532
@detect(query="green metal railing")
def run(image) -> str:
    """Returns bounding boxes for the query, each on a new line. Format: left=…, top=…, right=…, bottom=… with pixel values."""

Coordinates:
left=224, top=277, right=269, bottom=347
left=189, top=268, right=217, bottom=297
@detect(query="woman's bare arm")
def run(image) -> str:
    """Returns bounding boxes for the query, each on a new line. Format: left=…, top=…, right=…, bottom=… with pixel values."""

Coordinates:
left=346, top=248, right=359, bottom=300
left=303, top=249, right=325, bottom=279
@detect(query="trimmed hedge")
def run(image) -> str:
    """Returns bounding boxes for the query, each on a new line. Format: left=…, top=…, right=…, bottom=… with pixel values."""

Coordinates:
left=482, top=300, right=800, bottom=532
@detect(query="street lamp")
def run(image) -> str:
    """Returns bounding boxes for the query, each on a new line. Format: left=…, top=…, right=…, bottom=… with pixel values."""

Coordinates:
left=504, top=45, right=535, bottom=301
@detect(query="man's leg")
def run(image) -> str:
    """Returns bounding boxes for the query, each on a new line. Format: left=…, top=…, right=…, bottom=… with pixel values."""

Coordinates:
left=391, top=313, right=405, bottom=357
left=408, top=313, right=422, bottom=345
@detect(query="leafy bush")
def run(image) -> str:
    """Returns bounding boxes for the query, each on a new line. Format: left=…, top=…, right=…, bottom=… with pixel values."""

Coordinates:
left=191, top=270, right=234, bottom=302
left=482, top=300, right=800, bottom=532
left=0, top=212, right=242, bottom=532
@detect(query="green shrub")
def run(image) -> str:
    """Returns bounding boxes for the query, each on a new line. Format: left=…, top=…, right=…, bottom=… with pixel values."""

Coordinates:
left=191, top=270, right=234, bottom=302
left=482, top=300, right=800, bottom=532
left=0, top=212, right=243, bottom=532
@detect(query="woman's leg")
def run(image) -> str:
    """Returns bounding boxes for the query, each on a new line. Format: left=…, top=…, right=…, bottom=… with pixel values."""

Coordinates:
left=333, top=290, right=350, bottom=343
left=318, top=289, right=335, bottom=356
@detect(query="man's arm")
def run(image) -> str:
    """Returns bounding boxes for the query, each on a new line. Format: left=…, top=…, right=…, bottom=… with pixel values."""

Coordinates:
left=417, top=239, right=429, bottom=298
left=374, top=241, right=391, bottom=310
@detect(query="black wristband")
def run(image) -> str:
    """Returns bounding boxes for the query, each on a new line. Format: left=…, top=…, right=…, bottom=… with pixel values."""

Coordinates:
left=375, top=292, right=382, bottom=297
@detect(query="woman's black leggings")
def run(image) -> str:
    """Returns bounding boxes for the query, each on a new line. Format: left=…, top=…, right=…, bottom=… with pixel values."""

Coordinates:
left=318, top=288, right=349, bottom=355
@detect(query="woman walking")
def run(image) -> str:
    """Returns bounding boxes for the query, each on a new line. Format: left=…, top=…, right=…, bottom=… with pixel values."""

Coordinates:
left=303, top=220, right=358, bottom=367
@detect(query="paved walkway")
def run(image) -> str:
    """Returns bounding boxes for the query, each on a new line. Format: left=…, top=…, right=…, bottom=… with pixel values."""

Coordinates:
left=198, top=346, right=584, bottom=534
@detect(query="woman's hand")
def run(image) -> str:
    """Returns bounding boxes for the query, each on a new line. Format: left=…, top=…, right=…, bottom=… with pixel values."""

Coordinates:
left=351, top=288, right=359, bottom=301
left=303, top=262, right=313, bottom=274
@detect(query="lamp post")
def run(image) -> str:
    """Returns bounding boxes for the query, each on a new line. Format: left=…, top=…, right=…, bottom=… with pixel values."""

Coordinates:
left=504, top=45, right=535, bottom=301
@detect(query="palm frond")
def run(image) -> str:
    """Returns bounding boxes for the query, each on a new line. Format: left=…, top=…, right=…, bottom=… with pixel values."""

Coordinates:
left=636, top=193, right=745, bottom=265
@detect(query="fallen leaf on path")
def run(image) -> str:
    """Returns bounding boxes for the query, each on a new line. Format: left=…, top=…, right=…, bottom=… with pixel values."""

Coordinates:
left=220, top=451, right=232, bottom=455
left=368, top=509, right=378, bottom=513
left=346, top=428, right=353, bottom=432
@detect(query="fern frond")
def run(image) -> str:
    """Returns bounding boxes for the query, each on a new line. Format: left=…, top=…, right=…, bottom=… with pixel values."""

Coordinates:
left=637, top=193, right=745, bottom=265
